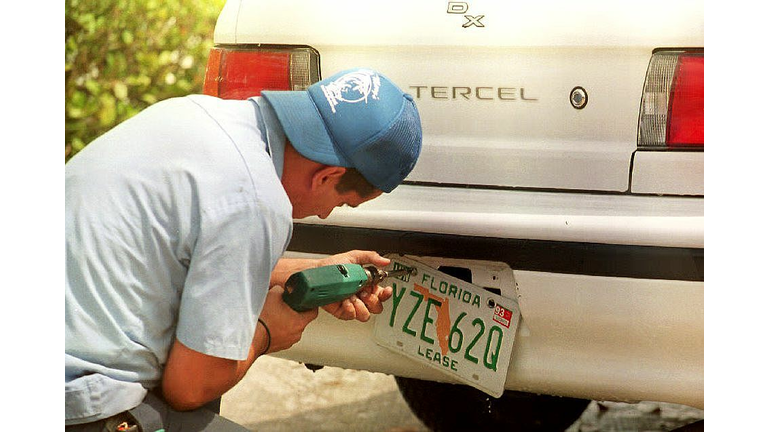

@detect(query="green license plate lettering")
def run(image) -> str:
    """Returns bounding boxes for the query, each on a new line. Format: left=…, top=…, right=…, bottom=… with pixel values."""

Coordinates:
left=463, top=317, right=485, bottom=364
left=448, top=311, right=467, bottom=353
left=420, top=297, right=442, bottom=345
left=483, top=325, right=504, bottom=372
left=402, top=290, right=423, bottom=337
left=389, top=282, right=407, bottom=328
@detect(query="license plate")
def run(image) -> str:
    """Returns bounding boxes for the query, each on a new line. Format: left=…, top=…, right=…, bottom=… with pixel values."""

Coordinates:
left=373, top=255, right=520, bottom=398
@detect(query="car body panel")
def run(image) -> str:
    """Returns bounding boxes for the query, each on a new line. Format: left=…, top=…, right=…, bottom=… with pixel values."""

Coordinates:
left=211, top=0, right=704, bottom=409
left=632, top=151, right=705, bottom=195
left=214, top=0, right=704, bottom=194
left=216, top=0, right=703, bottom=48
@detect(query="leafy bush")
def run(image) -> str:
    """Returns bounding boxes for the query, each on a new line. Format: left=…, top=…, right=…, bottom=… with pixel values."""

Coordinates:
left=65, top=0, right=226, bottom=161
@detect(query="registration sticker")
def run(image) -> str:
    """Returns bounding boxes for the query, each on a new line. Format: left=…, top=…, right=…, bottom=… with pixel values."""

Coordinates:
left=373, top=255, right=521, bottom=398
left=493, top=305, right=513, bottom=328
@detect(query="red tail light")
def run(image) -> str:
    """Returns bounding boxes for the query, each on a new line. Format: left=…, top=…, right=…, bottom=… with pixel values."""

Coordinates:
left=667, top=54, right=704, bottom=147
left=203, top=46, right=320, bottom=100
left=638, top=50, right=704, bottom=149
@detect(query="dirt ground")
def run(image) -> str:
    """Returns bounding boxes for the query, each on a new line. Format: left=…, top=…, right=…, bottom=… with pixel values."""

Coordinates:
left=221, top=356, right=703, bottom=432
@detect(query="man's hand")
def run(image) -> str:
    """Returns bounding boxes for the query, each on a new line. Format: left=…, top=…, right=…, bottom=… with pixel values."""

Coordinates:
left=316, top=250, right=394, bottom=322
left=258, top=285, right=319, bottom=354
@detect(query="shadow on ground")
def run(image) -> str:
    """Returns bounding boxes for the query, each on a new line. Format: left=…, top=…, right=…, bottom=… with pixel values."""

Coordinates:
left=222, top=356, right=703, bottom=432
left=241, top=390, right=428, bottom=432
left=238, top=390, right=704, bottom=432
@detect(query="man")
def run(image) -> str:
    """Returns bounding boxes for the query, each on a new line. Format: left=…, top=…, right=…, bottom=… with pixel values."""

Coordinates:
left=65, top=67, right=422, bottom=431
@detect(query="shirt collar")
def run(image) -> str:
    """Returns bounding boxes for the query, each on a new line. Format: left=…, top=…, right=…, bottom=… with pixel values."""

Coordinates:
left=251, top=96, right=286, bottom=179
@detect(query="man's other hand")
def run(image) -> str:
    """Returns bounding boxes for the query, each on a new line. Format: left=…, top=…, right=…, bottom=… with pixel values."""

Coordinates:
left=317, top=250, right=395, bottom=322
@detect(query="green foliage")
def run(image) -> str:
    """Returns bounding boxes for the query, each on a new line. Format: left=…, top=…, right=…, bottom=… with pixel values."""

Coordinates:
left=65, top=0, right=226, bottom=161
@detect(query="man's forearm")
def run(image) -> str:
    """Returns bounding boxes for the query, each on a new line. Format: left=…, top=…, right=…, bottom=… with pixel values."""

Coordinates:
left=270, top=257, right=319, bottom=287
left=162, top=323, right=270, bottom=411
left=236, top=320, right=269, bottom=380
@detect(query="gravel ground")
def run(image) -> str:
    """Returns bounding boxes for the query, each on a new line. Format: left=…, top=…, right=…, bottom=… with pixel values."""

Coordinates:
left=221, top=356, right=703, bottom=432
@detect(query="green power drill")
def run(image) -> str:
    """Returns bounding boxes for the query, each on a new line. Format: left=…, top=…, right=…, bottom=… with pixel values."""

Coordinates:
left=282, top=263, right=415, bottom=312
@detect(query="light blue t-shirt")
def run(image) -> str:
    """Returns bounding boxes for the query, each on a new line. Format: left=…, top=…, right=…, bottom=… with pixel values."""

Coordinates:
left=65, top=95, right=292, bottom=425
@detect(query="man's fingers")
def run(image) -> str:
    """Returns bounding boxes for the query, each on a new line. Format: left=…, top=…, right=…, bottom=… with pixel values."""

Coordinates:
left=330, top=295, right=371, bottom=322
left=345, top=250, right=391, bottom=267
left=358, top=288, right=383, bottom=315
left=362, top=251, right=390, bottom=267
left=372, top=284, right=393, bottom=303
left=334, top=299, right=356, bottom=321
left=321, top=278, right=396, bottom=322
left=346, top=294, right=369, bottom=322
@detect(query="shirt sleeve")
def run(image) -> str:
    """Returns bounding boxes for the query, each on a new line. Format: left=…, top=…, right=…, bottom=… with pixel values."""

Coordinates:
left=176, top=196, right=291, bottom=361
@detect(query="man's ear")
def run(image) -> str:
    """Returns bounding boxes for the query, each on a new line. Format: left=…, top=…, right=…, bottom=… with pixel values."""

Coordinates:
left=310, top=166, right=347, bottom=191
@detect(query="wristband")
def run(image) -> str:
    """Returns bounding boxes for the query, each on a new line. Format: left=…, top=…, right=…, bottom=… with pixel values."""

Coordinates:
left=257, top=318, right=271, bottom=356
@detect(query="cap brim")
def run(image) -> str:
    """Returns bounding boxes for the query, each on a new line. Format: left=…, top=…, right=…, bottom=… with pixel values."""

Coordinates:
left=261, top=91, right=351, bottom=167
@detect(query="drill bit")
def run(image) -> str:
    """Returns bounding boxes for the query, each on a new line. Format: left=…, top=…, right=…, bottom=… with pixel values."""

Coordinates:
left=364, top=266, right=416, bottom=286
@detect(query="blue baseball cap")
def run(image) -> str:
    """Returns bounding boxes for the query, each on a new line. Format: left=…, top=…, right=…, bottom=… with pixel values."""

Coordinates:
left=261, top=68, right=422, bottom=193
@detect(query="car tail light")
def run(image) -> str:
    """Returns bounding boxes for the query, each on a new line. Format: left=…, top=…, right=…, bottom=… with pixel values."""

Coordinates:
left=638, top=49, right=704, bottom=149
left=203, top=46, right=320, bottom=100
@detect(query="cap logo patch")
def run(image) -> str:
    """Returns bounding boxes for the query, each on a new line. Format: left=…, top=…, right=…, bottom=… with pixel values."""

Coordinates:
left=320, top=70, right=381, bottom=113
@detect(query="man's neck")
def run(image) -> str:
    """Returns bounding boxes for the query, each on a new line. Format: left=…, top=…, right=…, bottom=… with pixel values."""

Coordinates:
left=252, top=96, right=286, bottom=179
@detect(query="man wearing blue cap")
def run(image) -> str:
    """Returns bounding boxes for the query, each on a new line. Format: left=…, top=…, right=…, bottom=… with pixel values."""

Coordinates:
left=65, top=68, right=422, bottom=431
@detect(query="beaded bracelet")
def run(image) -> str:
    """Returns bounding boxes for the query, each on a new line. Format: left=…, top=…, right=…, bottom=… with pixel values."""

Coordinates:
left=257, top=318, right=271, bottom=356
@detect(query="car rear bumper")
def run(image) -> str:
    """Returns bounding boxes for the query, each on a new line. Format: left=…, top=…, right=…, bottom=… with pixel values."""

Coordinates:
left=279, top=224, right=703, bottom=408
left=277, top=258, right=703, bottom=409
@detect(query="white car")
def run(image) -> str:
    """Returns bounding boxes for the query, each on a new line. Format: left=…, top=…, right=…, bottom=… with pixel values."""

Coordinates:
left=204, top=1, right=704, bottom=430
